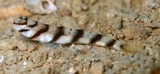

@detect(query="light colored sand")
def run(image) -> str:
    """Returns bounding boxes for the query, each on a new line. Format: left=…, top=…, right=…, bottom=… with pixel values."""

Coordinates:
left=0, top=0, right=160, bottom=74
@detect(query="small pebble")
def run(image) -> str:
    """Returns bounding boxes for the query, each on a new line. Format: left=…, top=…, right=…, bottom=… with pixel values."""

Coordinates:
left=23, top=0, right=57, bottom=14
left=0, top=56, right=4, bottom=63
left=90, top=62, right=104, bottom=74
left=68, top=67, right=77, bottom=74
left=23, top=61, right=27, bottom=66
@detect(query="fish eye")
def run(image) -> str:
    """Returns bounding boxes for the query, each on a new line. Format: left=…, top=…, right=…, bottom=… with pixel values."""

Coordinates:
left=20, top=16, right=28, bottom=20
left=13, top=18, right=27, bottom=25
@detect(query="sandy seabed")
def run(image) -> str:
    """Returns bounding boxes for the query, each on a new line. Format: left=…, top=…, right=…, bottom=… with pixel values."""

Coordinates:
left=0, top=0, right=160, bottom=74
